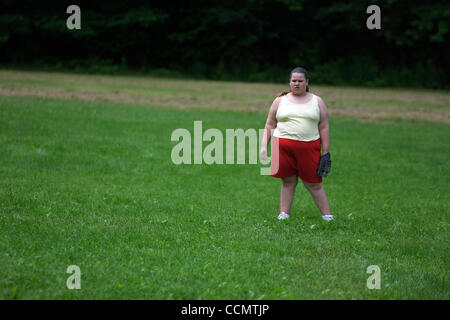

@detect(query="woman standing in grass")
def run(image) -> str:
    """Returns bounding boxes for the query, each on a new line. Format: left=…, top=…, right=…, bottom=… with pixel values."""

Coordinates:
left=260, top=67, right=334, bottom=221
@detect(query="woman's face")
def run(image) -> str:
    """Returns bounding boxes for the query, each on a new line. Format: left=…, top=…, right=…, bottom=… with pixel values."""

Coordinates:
left=290, top=72, right=308, bottom=95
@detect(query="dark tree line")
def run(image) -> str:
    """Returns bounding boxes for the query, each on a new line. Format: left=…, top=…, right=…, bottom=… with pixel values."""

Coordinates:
left=0, top=0, right=448, bottom=88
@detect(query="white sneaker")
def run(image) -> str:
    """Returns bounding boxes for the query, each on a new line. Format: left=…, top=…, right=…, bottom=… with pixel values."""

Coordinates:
left=322, top=214, right=334, bottom=221
left=278, top=212, right=290, bottom=220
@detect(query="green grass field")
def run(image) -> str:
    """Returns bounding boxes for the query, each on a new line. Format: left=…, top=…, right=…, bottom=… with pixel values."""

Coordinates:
left=0, top=70, right=449, bottom=299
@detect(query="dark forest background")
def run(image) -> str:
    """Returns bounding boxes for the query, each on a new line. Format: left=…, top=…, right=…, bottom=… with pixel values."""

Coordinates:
left=0, top=0, right=448, bottom=88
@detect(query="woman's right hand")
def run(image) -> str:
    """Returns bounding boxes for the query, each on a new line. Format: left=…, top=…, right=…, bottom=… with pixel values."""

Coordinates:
left=260, top=147, right=267, bottom=161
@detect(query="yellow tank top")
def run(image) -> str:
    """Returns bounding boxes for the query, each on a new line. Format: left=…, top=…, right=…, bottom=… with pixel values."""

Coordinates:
left=273, top=94, right=320, bottom=142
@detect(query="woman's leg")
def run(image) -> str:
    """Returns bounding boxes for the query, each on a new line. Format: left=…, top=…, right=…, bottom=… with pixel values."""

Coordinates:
left=280, top=175, right=298, bottom=214
left=302, top=181, right=331, bottom=215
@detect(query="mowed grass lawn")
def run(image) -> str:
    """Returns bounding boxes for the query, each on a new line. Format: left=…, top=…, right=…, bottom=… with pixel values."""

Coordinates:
left=0, top=72, right=449, bottom=299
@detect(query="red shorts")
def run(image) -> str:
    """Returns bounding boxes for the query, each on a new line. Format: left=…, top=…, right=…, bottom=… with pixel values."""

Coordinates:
left=270, top=137, right=322, bottom=183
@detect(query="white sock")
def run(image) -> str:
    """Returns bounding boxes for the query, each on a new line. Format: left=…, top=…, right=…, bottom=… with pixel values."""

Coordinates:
left=278, top=212, right=290, bottom=220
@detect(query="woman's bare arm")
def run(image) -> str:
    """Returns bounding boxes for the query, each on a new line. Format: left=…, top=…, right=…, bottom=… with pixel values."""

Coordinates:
left=317, top=96, right=330, bottom=155
left=260, top=97, right=280, bottom=159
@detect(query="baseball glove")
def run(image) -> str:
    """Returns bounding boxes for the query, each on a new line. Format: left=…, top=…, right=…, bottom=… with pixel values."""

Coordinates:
left=316, top=152, right=331, bottom=177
